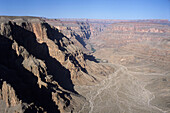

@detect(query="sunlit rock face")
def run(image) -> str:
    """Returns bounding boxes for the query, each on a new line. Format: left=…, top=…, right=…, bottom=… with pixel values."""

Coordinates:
left=0, top=16, right=114, bottom=113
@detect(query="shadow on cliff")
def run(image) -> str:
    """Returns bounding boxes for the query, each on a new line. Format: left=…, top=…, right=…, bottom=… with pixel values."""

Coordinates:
left=84, top=54, right=99, bottom=63
left=74, top=33, right=87, bottom=47
left=9, top=22, right=76, bottom=93
left=43, top=23, right=89, bottom=74
left=44, top=22, right=88, bottom=49
left=0, top=35, right=59, bottom=112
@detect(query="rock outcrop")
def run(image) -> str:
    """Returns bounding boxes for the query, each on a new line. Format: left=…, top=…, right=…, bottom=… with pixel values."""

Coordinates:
left=0, top=16, right=114, bottom=113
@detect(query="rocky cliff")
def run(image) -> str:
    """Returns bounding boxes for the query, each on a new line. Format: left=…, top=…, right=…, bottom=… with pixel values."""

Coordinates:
left=45, top=19, right=109, bottom=52
left=0, top=16, right=114, bottom=113
left=46, top=19, right=91, bottom=51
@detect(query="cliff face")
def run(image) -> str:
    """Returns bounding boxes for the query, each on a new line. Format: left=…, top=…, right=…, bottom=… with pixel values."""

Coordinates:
left=46, top=19, right=91, bottom=51
left=45, top=19, right=110, bottom=53
left=0, top=16, right=114, bottom=113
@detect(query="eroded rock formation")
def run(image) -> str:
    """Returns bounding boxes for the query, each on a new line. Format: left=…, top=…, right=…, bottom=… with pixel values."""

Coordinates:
left=0, top=16, right=114, bottom=113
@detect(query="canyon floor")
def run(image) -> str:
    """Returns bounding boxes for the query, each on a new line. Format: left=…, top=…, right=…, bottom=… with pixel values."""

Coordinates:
left=75, top=49, right=170, bottom=113
left=73, top=21, right=170, bottom=113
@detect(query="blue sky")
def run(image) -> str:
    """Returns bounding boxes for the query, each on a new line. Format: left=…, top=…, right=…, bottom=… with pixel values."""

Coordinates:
left=0, top=0, right=170, bottom=20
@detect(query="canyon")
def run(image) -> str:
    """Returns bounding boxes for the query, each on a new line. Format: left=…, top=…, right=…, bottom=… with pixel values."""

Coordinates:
left=0, top=16, right=170, bottom=113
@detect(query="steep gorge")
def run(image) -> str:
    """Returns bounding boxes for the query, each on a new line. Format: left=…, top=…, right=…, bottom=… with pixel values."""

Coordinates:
left=0, top=16, right=114, bottom=113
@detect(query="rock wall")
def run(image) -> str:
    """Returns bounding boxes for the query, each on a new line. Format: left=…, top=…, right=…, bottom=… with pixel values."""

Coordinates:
left=0, top=16, right=114, bottom=112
